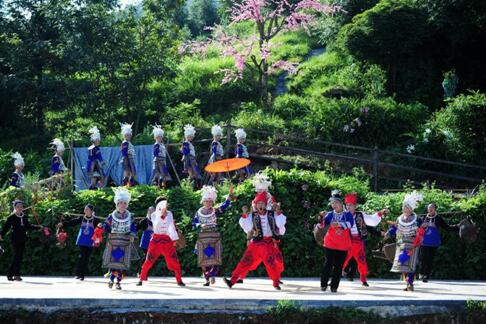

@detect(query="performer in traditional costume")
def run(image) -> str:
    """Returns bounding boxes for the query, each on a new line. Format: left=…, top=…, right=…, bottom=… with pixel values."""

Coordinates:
left=235, top=172, right=278, bottom=284
left=223, top=192, right=286, bottom=290
left=192, top=185, right=233, bottom=286
left=10, top=153, right=25, bottom=188
left=386, top=191, right=424, bottom=291
left=151, top=125, right=171, bottom=188
left=318, top=190, right=354, bottom=292
left=181, top=124, right=201, bottom=187
left=102, top=187, right=139, bottom=290
left=418, top=203, right=458, bottom=282
left=87, top=126, right=105, bottom=190
left=57, top=204, right=101, bottom=280
left=0, top=200, right=43, bottom=281
left=234, top=128, right=252, bottom=181
left=342, top=193, right=387, bottom=286
left=137, top=198, right=185, bottom=287
left=50, top=138, right=66, bottom=175
left=120, top=123, right=136, bottom=186
left=208, top=125, right=224, bottom=185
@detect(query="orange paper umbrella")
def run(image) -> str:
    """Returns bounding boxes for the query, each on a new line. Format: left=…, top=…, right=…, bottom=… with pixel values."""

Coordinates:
left=205, top=158, right=251, bottom=173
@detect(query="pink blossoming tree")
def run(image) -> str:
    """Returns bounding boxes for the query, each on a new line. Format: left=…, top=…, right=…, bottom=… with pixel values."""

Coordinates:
left=180, top=0, right=339, bottom=104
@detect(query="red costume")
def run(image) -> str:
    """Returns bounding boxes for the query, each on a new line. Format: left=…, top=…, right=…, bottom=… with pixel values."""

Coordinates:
left=138, top=209, right=183, bottom=285
left=224, top=192, right=287, bottom=289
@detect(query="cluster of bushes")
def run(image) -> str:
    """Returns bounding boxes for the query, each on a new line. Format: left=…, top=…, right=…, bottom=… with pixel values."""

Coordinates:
left=0, top=168, right=484, bottom=279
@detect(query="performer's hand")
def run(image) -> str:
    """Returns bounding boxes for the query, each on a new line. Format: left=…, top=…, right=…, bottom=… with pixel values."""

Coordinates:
left=0, top=235, right=3, bottom=241
left=242, top=205, right=249, bottom=214
left=56, top=222, right=63, bottom=229
left=173, top=241, right=178, bottom=247
left=318, top=211, right=325, bottom=223
left=229, top=186, right=234, bottom=195
left=97, top=223, right=103, bottom=228
left=130, top=236, right=134, bottom=243
left=382, top=208, right=390, bottom=215
left=274, top=203, right=282, bottom=215
left=381, top=231, right=386, bottom=237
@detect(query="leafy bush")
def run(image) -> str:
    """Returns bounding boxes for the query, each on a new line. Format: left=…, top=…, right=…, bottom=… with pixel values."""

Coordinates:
left=280, top=96, right=428, bottom=148
left=413, top=92, right=486, bottom=163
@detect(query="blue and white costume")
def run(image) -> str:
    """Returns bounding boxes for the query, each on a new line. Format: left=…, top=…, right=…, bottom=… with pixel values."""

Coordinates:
left=151, top=125, right=172, bottom=187
left=181, top=124, right=201, bottom=181
left=10, top=153, right=25, bottom=188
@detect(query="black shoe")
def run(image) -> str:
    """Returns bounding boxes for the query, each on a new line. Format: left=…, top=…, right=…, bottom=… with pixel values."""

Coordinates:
left=223, top=277, right=233, bottom=289
left=362, top=282, right=369, bottom=287
left=79, top=276, right=84, bottom=281
left=108, top=281, right=114, bottom=289
left=331, top=288, right=338, bottom=293
left=14, top=276, right=22, bottom=281
left=136, top=281, right=143, bottom=286
left=236, top=279, right=244, bottom=284
left=404, top=284, right=414, bottom=291
left=75, top=276, right=81, bottom=279
left=422, top=276, right=428, bottom=283
left=7, top=276, right=14, bottom=281
left=321, top=286, right=327, bottom=291
left=116, top=282, right=122, bottom=290
left=274, top=285, right=281, bottom=290
left=279, top=280, right=284, bottom=285
left=203, top=281, right=210, bottom=287
left=178, top=281, right=186, bottom=287
left=347, top=277, right=354, bottom=282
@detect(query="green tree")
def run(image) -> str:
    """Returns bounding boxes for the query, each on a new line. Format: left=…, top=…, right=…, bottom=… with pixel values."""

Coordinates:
left=187, top=0, right=219, bottom=36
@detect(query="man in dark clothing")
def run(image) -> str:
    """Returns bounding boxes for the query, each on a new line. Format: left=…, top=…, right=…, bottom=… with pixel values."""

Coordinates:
left=0, top=200, right=42, bottom=281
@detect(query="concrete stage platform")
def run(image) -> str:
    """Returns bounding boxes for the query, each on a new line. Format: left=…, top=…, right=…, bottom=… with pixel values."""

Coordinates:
left=0, top=277, right=485, bottom=316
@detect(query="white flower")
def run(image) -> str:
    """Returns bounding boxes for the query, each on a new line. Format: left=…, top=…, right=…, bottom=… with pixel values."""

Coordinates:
left=406, top=144, right=415, bottom=154
left=425, top=128, right=431, bottom=134
left=442, top=129, right=453, bottom=140
left=343, top=125, right=350, bottom=133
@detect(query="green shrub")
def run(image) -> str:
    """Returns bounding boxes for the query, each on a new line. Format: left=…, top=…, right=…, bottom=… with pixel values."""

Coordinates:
left=414, top=92, right=486, bottom=163
left=295, top=96, right=428, bottom=148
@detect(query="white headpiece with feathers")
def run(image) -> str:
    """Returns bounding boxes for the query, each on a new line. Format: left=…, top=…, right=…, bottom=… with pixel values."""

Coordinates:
left=89, top=126, right=101, bottom=142
left=184, top=124, right=196, bottom=138
left=403, top=191, right=423, bottom=211
left=200, top=185, right=217, bottom=203
left=235, top=128, right=247, bottom=139
left=12, top=152, right=25, bottom=167
left=152, top=125, right=164, bottom=138
left=211, top=125, right=223, bottom=137
left=113, top=187, right=131, bottom=204
left=120, top=123, right=133, bottom=136
left=51, top=138, right=65, bottom=152
left=252, top=171, right=272, bottom=192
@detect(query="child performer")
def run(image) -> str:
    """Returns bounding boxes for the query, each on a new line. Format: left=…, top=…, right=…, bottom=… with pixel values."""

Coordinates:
left=151, top=125, right=171, bottom=188
left=102, top=187, right=139, bottom=290
left=137, top=198, right=185, bottom=287
left=342, top=192, right=387, bottom=286
left=223, top=192, right=286, bottom=290
left=208, top=125, right=224, bottom=185
left=10, top=153, right=25, bottom=188
left=57, top=204, right=101, bottom=280
left=120, top=123, right=136, bottom=186
left=386, top=191, right=425, bottom=291
left=181, top=124, right=201, bottom=187
left=234, top=128, right=252, bottom=181
left=87, top=126, right=105, bottom=190
left=192, top=186, right=233, bottom=286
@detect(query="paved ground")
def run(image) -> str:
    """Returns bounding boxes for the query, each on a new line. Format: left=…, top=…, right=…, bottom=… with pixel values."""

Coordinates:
left=0, top=277, right=485, bottom=315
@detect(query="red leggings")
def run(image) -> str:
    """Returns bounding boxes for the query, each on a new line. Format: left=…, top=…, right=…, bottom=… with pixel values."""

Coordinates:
left=342, top=236, right=368, bottom=283
left=140, top=234, right=182, bottom=283
left=230, top=238, right=284, bottom=286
